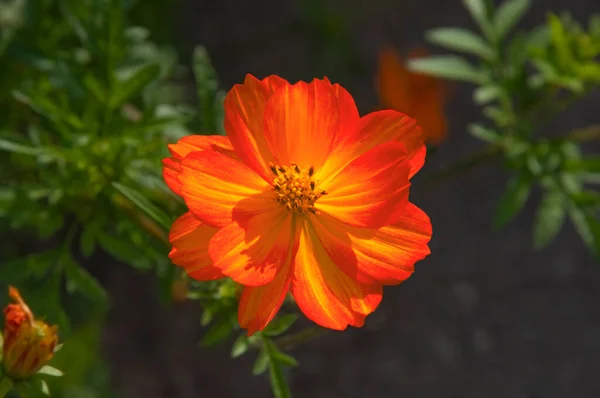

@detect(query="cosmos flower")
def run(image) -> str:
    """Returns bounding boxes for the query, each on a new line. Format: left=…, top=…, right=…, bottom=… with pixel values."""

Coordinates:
left=2, top=286, right=58, bottom=380
left=164, top=75, right=432, bottom=334
left=376, top=46, right=449, bottom=145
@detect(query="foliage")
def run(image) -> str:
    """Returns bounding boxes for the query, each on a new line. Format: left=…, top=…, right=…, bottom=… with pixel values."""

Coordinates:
left=409, top=0, right=600, bottom=258
left=0, top=0, right=598, bottom=397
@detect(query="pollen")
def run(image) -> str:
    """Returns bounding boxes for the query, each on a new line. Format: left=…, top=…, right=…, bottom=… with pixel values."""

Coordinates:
left=270, top=163, right=326, bottom=214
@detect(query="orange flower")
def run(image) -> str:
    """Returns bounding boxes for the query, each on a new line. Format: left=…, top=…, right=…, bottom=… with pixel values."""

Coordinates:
left=2, top=286, right=58, bottom=380
left=376, top=46, right=448, bottom=145
left=163, top=75, right=432, bottom=335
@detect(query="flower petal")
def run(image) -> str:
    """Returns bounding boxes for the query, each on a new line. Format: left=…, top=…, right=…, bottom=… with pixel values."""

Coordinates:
left=224, top=74, right=286, bottom=181
left=316, top=141, right=410, bottom=228
left=238, top=230, right=299, bottom=334
left=179, top=149, right=277, bottom=228
left=163, top=135, right=236, bottom=196
left=169, top=212, right=223, bottom=280
left=163, top=157, right=183, bottom=195
left=321, top=110, right=426, bottom=183
left=311, top=206, right=431, bottom=285
left=168, top=135, right=236, bottom=160
left=291, top=218, right=382, bottom=330
left=263, top=78, right=339, bottom=171
left=209, top=209, right=294, bottom=286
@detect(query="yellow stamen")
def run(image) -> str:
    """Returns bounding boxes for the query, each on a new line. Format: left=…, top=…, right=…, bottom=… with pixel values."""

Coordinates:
left=271, top=163, right=325, bottom=214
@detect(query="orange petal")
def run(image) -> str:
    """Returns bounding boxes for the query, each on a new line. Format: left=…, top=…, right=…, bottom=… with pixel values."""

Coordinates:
left=169, top=212, right=223, bottom=280
left=224, top=74, right=286, bottom=181
left=291, top=218, right=382, bottom=330
left=238, top=232, right=298, bottom=334
left=168, top=135, right=236, bottom=161
left=179, top=150, right=278, bottom=228
left=316, top=142, right=410, bottom=228
left=311, top=206, right=431, bottom=285
left=163, top=135, right=236, bottom=196
left=263, top=78, right=339, bottom=171
left=208, top=209, right=295, bottom=286
left=376, top=46, right=414, bottom=112
left=320, top=110, right=425, bottom=184
left=163, top=157, right=183, bottom=195
left=409, top=92, right=448, bottom=145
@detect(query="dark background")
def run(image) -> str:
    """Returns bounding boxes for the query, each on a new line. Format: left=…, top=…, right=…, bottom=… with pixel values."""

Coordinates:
left=99, top=0, right=600, bottom=397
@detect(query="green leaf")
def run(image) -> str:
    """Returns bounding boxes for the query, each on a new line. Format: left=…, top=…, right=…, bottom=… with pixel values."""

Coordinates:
left=96, top=230, right=146, bottom=266
left=462, top=0, right=495, bottom=40
left=564, top=156, right=600, bottom=173
left=473, top=85, right=501, bottom=105
left=40, top=380, right=50, bottom=396
left=252, top=350, right=269, bottom=375
left=263, top=337, right=293, bottom=398
left=493, top=0, right=531, bottom=39
left=467, top=124, right=500, bottom=143
left=37, top=366, right=64, bottom=377
left=569, top=205, right=600, bottom=260
left=264, top=314, right=299, bottom=337
left=109, top=63, right=161, bottom=110
left=192, top=46, right=222, bottom=133
left=406, top=56, right=486, bottom=83
left=493, top=173, right=533, bottom=229
left=273, top=351, right=298, bottom=367
left=533, top=190, right=567, bottom=249
left=231, top=335, right=250, bottom=358
left=112, top=182, right=172, bottom=230
left=426, top=28, right=494, bottom=59
left=570, top=191, right=600, bottom=209
left=548, top=14, right=574, bottom=71
left=79, top=223, right=97, bottom=258
left=200, top=316, right=235, bottom=347
left=0, top=139, right=42, bottom=155
left=64, top=255, right=108, bottom=302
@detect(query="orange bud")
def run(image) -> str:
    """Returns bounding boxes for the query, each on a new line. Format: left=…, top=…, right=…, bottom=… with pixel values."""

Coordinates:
left=2, top=287, right=58, bottom=380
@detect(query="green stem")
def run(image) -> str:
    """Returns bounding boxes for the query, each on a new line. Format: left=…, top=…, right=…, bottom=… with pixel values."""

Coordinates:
left=260, top=333, right=293, bottom=398
left=274, top=326, right=328, bottom=351
left=0, top=376, right=13, bottom=398
left=418, top=124, right=600, bottom=190
left=419, top=145, right=503, bottom=189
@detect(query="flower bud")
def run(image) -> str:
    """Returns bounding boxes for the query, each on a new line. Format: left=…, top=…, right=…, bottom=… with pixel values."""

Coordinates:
left=2, top=286, right=58, bottom=380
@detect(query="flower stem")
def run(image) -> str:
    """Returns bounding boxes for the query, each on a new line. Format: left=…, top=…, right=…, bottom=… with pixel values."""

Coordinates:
left=274, top=326, right=328, bottom=351
left=0, top=376, right=13, bottom=398
left=259, top=333, right=293, bottom=398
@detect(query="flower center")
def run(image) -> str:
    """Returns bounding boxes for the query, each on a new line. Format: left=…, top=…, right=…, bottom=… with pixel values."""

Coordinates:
left=270, top=163, right=326, bottom=214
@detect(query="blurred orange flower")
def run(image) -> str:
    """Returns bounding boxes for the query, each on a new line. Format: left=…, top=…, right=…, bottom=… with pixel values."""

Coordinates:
left=163, top=75, right=432, bottom=334
left=2, top=286, right=58, bottom=380
left=376, top=46, right=449, bottom=145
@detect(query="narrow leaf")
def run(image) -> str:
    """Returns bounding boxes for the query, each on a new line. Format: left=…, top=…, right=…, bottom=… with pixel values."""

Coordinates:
left=462, top=0, right=495, bottom=40
left=569, top=205, right=600, bottom=260
left=493, top=0, right=531, bottom=39
left=407, top=56, right=486, bottom=83
left=473, top=85, right=501, bottom=105
left=37, top=366, right=64, bottom=377
left=109, top=63, right=161, bottom=109
left=467, top=123, right=500, bottom=143
left=493, top=174, right=532, bottom=229
left=231, top=335, right=250, bottom=358
left=252, top=350, right=269, bottom=375
left=533, top=190, right=567, bottom=249
left=64, top=256, right=108, bottom=302
left=112, top=182, right=172, bottom=230
left=262, top=336, right=292, bottom=398
left=0, top=139, right=42, bottom=155
left=426, top=28, right=494, bottom=59
left=264, top=314, right=299, bottom=337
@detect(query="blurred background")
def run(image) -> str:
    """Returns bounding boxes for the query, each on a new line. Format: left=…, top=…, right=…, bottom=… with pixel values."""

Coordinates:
left=1, top=0, right=599, bottom=397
